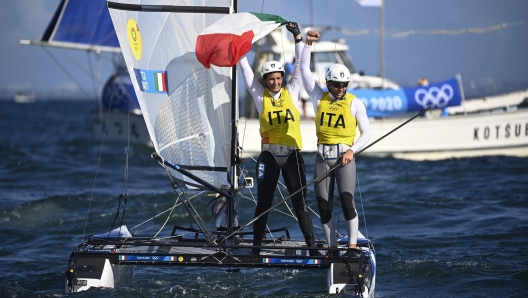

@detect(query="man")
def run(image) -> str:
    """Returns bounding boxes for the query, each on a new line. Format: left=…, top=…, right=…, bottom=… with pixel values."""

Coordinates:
left=300, top=30, right=372, bottom=256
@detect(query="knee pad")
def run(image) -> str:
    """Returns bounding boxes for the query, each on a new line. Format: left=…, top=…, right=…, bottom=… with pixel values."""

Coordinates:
left=316, top=196, right=332, bottom=224
left=339, top=192, right=357, bottom=220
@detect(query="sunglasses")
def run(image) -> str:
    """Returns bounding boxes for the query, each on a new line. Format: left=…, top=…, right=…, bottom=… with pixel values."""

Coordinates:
left=330, top=82, right=348, bottom=88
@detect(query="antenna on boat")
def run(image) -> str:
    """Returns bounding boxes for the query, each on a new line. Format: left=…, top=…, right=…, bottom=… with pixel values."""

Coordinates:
left=221, top=106, right=432, bottom=241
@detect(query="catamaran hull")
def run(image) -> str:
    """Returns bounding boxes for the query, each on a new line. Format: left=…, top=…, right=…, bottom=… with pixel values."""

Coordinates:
left=327, top=235, right=376, bottom=297
left=64, top=258, right=114, bottom=293
left=64, top=257, right=134, bottom=293
left=328, top=263, right=376, bottom=297
left=65, top=233, right=375, bottom=295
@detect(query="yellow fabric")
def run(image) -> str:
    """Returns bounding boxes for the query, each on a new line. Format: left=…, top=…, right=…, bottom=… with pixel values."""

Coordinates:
left=315, top=92, right=357, bottom=145
left=259, top=87, right=302, bottom=149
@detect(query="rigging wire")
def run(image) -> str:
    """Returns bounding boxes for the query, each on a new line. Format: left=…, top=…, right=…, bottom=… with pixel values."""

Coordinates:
left=276, top=0, right=286, bottom=65
left=325, top=0, right=338, bottom=54
left=239, top=146, right=322, bottom=223
left=356, top=172, right=369, bottom=241
left=83, top=54, right=128, bottom=242
left=85, top=52, right=101, bottom=100
left=118, top=146, right=130, bottom=228
left=41, top=47, right=95, bottom=101
left=324, top=19, right=528, bottom=38
left=129, top=190, right=204, bottom=234
left=159, top=163, right=217, bottom=243
left=119, top=56, right=133, bottom=230
left=223, top=107, right=430, bottom=242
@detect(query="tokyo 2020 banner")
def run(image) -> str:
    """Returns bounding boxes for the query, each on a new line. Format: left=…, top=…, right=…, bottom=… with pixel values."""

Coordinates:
left=349, top=77, right=462, bottom=117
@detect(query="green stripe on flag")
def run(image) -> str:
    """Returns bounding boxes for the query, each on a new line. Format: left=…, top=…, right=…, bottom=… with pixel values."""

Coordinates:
left=250, top=12, right=288, bottom=26
left=154, top=73, right=159, bottom=91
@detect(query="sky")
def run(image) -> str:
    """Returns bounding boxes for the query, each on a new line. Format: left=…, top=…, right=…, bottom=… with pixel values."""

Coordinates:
left=1, top=0, right=527, bottom=99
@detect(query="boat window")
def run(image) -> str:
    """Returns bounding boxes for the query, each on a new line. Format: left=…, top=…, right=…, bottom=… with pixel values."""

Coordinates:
left=310, top=51, right=356, bottom=74
left=310, top=52, right=337, bottom=73
left=338, top=51, right=355, bottom=74
left=255, top=52, right=282, bottom=71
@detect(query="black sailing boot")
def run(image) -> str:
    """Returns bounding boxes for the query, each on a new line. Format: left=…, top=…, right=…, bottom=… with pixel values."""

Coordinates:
left=306, top=237, right=322, bottom=256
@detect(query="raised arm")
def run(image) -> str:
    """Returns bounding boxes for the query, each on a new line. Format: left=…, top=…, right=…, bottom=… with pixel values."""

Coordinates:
left=300, top=30, right=324, bottom=110
left=285, top=22, right=303, bottom=101
left=285, top=42, right=304, bottom=102
left=238, top=56, right=265, bottom=113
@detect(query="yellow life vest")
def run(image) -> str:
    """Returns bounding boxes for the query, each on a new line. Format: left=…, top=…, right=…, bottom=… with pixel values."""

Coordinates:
left=259, top=87, right=302, bottom=149
left=315, top=92, right=356, bottom=145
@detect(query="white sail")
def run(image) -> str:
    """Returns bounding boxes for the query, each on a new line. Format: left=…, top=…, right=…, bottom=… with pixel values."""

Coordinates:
left=108, top=0, right=234, bottom=189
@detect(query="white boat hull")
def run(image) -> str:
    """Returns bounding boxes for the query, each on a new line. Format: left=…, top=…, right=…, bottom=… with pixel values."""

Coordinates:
left=65, top=257, right=134, bottom=293
left=328, top=232, right=376, bottom=296
left=14, top=94, right=36, bottom=103
left=238, top=108, right=528, bottom=160
left=91, top=111, right=152, bottom=147
left=90, top=104, right=528, bottom=160
left=65, top=258, right=115, bottom=293
left=328, top=266, right=376, bottom=297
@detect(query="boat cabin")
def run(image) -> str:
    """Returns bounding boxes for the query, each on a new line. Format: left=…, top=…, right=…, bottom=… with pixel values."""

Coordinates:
left=244, top=27, right=399, bottom=118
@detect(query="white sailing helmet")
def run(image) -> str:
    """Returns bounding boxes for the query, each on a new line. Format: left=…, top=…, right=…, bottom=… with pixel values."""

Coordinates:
left=260, top=61, right=285, bottom=78
left=325, top=63, right=351, bottom=82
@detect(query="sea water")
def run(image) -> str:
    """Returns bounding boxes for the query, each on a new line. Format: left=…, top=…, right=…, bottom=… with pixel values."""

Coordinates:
left=0, top=100, right=527, bottom=297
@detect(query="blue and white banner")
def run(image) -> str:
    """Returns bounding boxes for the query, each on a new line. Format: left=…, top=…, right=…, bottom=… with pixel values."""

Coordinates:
left=133, top=68, right=168, bottom=94
left=350, top=77, right=462, bottom=117
left=262, top=257, right=321, bottom=265
left=119, top=255, right=178, bottom=262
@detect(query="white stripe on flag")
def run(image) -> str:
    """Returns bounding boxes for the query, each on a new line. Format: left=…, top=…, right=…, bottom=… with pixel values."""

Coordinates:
left=156, top=72, right=164, bottom=91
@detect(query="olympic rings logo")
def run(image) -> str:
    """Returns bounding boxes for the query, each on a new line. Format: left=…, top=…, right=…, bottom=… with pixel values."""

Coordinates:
left=328, top=101, right=340, bottom=111
left=414, top=84, right=454, bottom=109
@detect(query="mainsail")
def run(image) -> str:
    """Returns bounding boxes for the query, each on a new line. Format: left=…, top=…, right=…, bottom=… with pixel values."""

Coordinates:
left=108, top=0, right=234, bottom=190
left=19, top=0, right=141, bottom=115
left=20, top=0, right=120, bottom=53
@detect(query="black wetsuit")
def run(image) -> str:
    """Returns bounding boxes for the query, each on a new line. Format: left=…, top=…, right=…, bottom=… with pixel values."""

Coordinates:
left=253, top=150, right=316, bottom=250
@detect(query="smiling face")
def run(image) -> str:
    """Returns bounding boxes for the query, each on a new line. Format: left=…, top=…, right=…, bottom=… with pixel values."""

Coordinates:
left=263, top=72, right=283, bottom=93
left=327, top=81, right=348, bottom=99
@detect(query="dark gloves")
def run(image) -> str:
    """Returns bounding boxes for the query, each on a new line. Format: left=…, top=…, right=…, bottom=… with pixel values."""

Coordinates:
left=286, top=22, right=301, bottom=37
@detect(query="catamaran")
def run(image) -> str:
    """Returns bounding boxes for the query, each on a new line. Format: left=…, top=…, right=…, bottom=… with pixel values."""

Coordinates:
left=64, top=0, right=376, bottom=296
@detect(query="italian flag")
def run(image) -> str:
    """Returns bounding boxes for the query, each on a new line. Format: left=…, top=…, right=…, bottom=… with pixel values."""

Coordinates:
left=196, top=12, right=287, bottom=68
left=154, top=72, right=167, bottom=92
left=133, top=68, right=168, bottom=94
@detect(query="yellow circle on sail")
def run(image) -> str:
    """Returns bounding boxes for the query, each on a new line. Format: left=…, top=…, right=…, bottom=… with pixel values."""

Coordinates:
left=127, top=19, right=142, bottom=60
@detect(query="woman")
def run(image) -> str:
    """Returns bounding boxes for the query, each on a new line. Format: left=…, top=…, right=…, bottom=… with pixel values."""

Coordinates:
left=238, top=22, right=318, bottom=256
left=300, top=30, right=372, bottom=256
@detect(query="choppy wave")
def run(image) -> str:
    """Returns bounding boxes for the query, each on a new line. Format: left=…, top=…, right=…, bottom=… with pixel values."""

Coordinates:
left=1, top=101, right=527, bottom=297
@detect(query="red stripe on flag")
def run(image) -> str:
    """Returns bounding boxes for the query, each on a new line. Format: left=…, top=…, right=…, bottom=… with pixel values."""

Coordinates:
left=196, top=31, right=254, bottom=68
left=161, top=72, right=167, bottom=92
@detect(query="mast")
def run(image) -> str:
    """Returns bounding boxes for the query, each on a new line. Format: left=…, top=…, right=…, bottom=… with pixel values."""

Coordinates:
left=227, top=0, right=239, bottom=238
left=380, top=0, right=385, bottom=89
